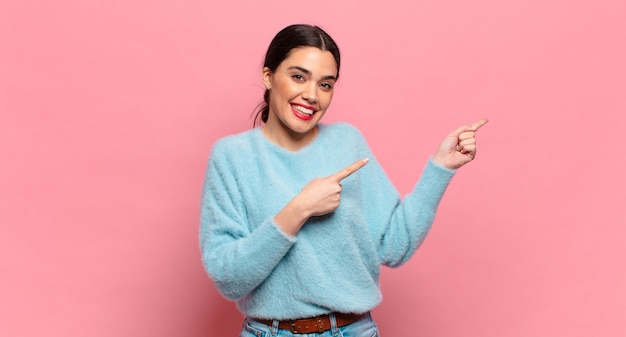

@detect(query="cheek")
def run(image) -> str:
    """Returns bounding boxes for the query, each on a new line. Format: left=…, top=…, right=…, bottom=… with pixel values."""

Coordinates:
left=268, top=88, right=286, bottom=107
left=271, top=82, right=297, bottom=102
left=321, top=92, right=334, bottom=109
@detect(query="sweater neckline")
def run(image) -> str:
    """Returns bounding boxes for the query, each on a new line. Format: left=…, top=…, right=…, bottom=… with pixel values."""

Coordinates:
left=255, top=124, right=327, bottom=155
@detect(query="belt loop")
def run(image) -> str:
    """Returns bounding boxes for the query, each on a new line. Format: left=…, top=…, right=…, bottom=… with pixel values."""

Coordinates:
left=329, top=313, right=339, bottom=336
left=271, top=320, right=279, bottom=336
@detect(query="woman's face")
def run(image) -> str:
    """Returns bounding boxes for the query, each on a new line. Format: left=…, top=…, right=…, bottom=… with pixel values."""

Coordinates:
left=262, top=46, right=338, bottom=142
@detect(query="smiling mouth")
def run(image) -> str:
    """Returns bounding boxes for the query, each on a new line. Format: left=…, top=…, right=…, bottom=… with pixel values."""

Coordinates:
left=291, top=104, right=315, bottom=116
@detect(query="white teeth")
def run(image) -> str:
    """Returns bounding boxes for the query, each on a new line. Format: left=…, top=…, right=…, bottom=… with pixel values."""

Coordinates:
left=292, top=104, right=314, bottom=115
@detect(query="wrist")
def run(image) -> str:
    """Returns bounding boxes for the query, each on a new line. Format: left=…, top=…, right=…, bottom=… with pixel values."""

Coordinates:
left=432, top=154, right=447, bottom=168
left=274, top=198, right=310, bottom=236
left=431, top=155, right=460, bottom=170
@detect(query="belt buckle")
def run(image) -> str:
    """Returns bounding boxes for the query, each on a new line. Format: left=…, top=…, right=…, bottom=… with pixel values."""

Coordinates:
left=289, top=318, right=325, bottom=334
left=289, top=321, right=299, bottom=334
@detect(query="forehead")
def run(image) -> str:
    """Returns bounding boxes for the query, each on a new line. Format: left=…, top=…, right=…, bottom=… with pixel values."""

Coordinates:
left=279, top=47, right=338, bottom=76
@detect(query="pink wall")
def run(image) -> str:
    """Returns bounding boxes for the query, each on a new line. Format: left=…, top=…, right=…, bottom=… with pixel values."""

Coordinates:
left=2, top=0, right=625, bottom=336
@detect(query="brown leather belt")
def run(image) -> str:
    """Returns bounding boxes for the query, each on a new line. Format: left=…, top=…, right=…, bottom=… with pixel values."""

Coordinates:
left=252, top=312, right=367, bottom=334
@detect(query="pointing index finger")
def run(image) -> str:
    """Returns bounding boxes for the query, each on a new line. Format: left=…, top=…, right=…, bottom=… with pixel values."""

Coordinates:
left=331, top=158, right=370, bottom=182
left=471, top=118, right=489, bottom=131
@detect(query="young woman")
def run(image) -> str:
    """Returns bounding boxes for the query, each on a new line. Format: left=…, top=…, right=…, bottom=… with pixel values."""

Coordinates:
left=200, top=24, right=487, bottom=336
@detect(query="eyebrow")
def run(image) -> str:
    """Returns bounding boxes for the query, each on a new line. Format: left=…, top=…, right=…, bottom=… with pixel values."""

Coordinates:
left=289, top=66, right=337, bottom=81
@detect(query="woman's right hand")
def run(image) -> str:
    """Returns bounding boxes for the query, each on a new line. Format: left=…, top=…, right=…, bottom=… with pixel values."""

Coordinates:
left=273, top=158, right=369, bottom=236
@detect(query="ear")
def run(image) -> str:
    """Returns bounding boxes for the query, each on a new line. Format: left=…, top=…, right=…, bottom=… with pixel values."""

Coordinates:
left=262, top=67, right=272, bottom=90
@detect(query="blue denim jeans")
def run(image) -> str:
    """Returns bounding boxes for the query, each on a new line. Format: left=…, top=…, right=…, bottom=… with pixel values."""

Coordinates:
left=239, top=313, right=380, bottom=337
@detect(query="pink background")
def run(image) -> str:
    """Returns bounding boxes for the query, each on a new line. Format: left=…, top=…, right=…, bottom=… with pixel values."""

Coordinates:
left=2, top=0, right=625, bottom=336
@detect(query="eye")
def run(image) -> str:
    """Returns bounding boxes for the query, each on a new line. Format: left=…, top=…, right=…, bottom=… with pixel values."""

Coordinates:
left=320, top=82, right=333, bottom=91
left=292, top=74, right=305, bottom=82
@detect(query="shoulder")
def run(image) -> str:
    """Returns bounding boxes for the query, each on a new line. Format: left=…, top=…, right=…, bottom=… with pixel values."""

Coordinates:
left=316, top=123, right=373, bottom=162
left=210, top=128, right=258, bottom=155
left=320, top=122, right=366, bottom=141
left=322, top=122, right=361, bottom=134
left=207, top=128, right=261, bottom=170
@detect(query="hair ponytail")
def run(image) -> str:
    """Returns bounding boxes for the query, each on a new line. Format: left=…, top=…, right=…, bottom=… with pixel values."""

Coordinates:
left=253, top=89, right=271, bottom=127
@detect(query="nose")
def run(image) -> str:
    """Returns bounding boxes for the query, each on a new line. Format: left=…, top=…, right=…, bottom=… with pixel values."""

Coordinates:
left=301, top=82, right=318, bottom=103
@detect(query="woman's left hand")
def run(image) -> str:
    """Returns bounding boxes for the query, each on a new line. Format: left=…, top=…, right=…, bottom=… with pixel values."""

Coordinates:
left=433, top=119, right=488, bottom=170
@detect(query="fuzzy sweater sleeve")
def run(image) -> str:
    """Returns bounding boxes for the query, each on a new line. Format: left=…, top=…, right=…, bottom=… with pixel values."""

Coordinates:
left=199, top=141, right=296, bottom=300
left=376, top=159, right=455, bottom=266
left=348, top=127, right=456, bottom=267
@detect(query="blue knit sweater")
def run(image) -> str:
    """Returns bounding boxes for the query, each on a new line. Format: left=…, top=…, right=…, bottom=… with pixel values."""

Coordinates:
left=200, top=123, right=455, bottom=320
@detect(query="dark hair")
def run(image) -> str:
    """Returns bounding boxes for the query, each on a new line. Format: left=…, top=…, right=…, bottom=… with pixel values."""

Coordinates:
left=253, top=24, right=341, bottom=126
